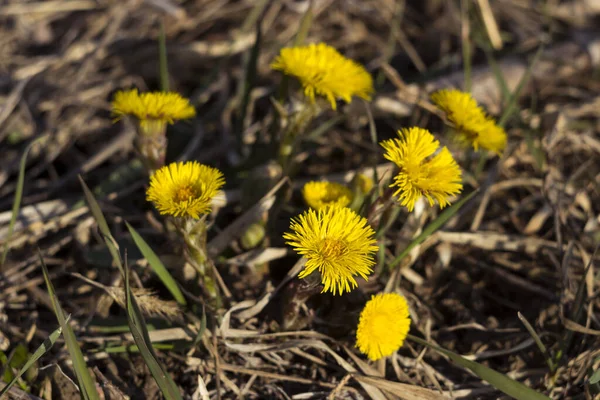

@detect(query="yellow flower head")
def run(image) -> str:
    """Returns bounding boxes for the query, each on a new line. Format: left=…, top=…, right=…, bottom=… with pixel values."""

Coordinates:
left=302, top=181, right=353, bottom=210
left=431, top=89, right=507, bottom=154
left=477, top=118, right=508, bottom=155
left=112, top=89, right=196, bottom=134
left=381, top=127, right=463, bottom=212
left=355, top=173, right=374, bottom=194
left=271, top=43, right=374, bottom=110
left=356, top=293, right=411, bottom=361
left=283, top=207, right=378, bottom=295
left=146, top=161, right=225, bottom=219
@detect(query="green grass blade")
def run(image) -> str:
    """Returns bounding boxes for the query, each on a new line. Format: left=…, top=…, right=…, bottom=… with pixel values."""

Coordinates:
left=483, top=46, right=511, bottom=102
left=1, top=136, right=45, bottom=266
left=159, top=21, right=169, bottom=92
left=104, top=343, right=175, bottom=354
left=306, top=115, right=345, bottom=140
left=461, top=0, right=472, bottom=91
left=388, top=190, right=478, bottom=269
left=79, top=177, right=180, bottom=398
left=0, top=323, right=63, bottom=397
left=38, top=251, right=99, bottom=400
left=498, top=46, right=543, bottom=128
left=518, top=312, right=554, bottom=372
left=124, top=258, right=182, bottom=400
left=240, top=0, right=269, bottom=33
left=407, top=334, right=550, bottom=400
left=126, top=222, right=187, bottom=306
left=293, top=1, right=313, bottom=46
left=78, top=176, right=124, bottom=274
left=590, top=358, right=600, bottom=384
left=234, top=23, right=261, bottom=142
left=363, top=101, right=380, bottom=192
left=192, top=306, right=207, bottom=349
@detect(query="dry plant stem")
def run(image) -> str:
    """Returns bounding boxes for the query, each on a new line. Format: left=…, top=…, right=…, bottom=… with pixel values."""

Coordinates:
left=376, top=358, right=386, bottom=377
left=281, top=267, right=323, bottom=331
left=178, top=217, right=222, bottom=309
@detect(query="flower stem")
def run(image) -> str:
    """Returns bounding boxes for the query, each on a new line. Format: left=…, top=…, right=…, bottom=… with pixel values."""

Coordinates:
left=136, top=129, right=167, bottom=173
left=277, top=101, right=319, bottom=175
left=180, top=219, right=222, bottom=309
left=281, top=269, right=322, bottom=331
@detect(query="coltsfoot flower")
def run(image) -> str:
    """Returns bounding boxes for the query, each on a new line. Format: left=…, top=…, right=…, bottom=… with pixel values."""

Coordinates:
left=431, top=89, right=507, bottom=154
left=112, top=89, right=196, bottom=135
left=356, top=292, right=411, bottom=361
left=271, top=43, right=374, bottom=110
left=381, top=127, right=463, bottom=212
left=283, top=207, right=378, bottom=295
left=355, top=173, right=374, bottom=195
left=146, top=161, right=225, bottom=219
left=476, top=117, right=507, bottom=155
left=302, top=181, right=353, bottom=210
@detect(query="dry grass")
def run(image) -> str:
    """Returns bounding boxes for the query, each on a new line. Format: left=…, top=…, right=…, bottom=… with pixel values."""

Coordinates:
left=0, top=0, right=599, bottom=399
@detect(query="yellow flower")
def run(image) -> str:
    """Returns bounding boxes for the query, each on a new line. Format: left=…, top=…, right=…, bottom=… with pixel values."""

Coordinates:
left=431, top=89, right=507, bottom=154
left=477, top=118, right=507, bottom=155
left=271, top=43, right=374, bottom=110
left=356, top=293, right=411, bottom=361
left=283, top=207, right=378, bottom=295
left=302, top=181, right=353, bottom=210
left=381, top=127, right=463, bottom=212
left=355, top=173, right=374, bottom=194
left=146, top=161, right=225, bottom=219
left=112, top=89, right=196, bottom=134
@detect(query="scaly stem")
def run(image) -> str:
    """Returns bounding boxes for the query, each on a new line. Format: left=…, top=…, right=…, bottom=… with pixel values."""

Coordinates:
left=277, top=101, right=319, bottom=175
left=180, top=218, right=222, bottom=309
left=281, top=267, right=322, bottom=331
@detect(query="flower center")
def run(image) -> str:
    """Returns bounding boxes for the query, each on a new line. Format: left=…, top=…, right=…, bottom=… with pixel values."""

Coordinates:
left=369, top=314, right=390, bottom=340
left=320, top=238, right=346, bottom=259
left=174, top=185, right=196, bottom=203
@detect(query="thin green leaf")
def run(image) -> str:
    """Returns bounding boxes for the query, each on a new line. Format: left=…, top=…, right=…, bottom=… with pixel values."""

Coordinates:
left=158, top=21, right=169, bottom=92
left=498, top=46, right=543, bottom=128
left=126, top=222, right=187, bottom=306
left=240, top=0, right=269, bottom=33
left=388, top=190, right=478, bottom=269
left=1, top=135, right=46, bottom=266
left=375, top=1, right=403, bottom=86
left=590, top=359, right=600, bottom=384
left=104, top=343, right=174, bottom=354
left=523, top=130, right=545, bottom=171
left=293, top=1, right=313, bottom=46
left=407, top=334, right=550, bottom=400
left=192, top=306, right=207, bottom=349
left=461, top=0, right=472, bottom=91
left=0, top=324, right=63, bottom=397
left=124, top=258, right=182, bottom=400
left=78, top=176, right=124, bottom=274
left=362, top=100, right=380, bottom=190
left=518, top=312, right=554, bottom=372
left=38, top=251, right=99, bottom=400
left=306, top=115, right=345, bottom=140
left=483, top=46, right=511, bottom=102
left=234, top=23, right=261, bottom=142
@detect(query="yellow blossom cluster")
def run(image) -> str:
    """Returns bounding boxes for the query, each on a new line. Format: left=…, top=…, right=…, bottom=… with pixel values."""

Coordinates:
left=110, top=41, right=518, bottom=364
left=431, top=89, right=507, bottom=154
left=271, top=43, right=373, bottom=110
